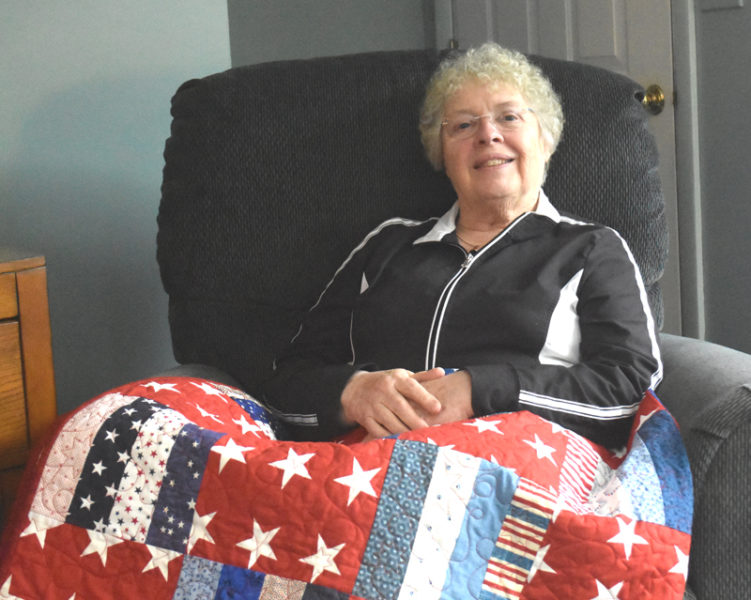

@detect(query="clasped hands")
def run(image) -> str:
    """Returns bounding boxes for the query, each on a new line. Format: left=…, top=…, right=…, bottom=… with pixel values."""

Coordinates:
left=341, top=367, right=473, bottom=441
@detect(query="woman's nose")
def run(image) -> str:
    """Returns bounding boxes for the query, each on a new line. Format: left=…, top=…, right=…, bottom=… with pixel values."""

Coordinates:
left=476, top=115, right=504, bottom=143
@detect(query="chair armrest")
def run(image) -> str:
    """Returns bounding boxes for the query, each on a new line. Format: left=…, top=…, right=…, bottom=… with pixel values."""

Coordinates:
left=657, top=333, right=751, bottom=431
left=657, top=333, right=751, bottom=599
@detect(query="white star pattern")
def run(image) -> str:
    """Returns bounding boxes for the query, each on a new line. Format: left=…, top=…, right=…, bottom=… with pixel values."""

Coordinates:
left=232, top=414, right=267, bottom=437
left=91, top=461, right=107, bottom=475
left=299, top=535, right=345, bottom=583
left=527, top=544, right=556, bottom=582
left=193, top=403, right=223, bottom=424
left=524, top=434, right=557, bottom=465
left=269, top=448, right=315, bottom=488
left=333, top=458, right=380, bottom=505
left=607, top=517, right=648, bottom=559
left=231, top=414, right=255, bottom=434
left=79, top=495, right=95, bottom=510
left=211, top=438, right=255, bottom=473
left=612, top=446, right=628, bottom=459
left=426, top=437, right=455, bottom=450
left=142, top=382, right=179, bottom=393
left=104, top=428, right=119, bottom=443
left=0, top=576, right=22, bottom=600
left=236, top=520, right=281, bottom=568
left=19, top=511, right=62, bottom=548
left=637, top=409, right=659, bottom=430
left=107, top=407, right=186, bottom=543
left=590, top=579, right=624, bottom=599
left=463, top=418, right=505, bottom=434
left=551, top=498, right=565, bottom=523
left=191, top=381, right=227, bottom=398
left=187, top=510, right=216, bottom=554
left=669, top=545, right=689, bottom=580
left=80, top=530, right=123, bottom=566
left=141, top=544, right=181, bottom=581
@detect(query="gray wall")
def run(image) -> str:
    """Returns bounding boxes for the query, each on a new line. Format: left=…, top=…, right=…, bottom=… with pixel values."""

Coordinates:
left=228, top=0, right=433, bottom=65
left=0, top=2, right=231, bottom=415
left=696, top=4, right=751, bottom=354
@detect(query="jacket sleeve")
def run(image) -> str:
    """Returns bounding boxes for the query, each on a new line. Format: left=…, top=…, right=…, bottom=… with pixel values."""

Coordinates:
left=261, top=237, right=374, bottom=441
left=466, top=228, right=663, bottom=448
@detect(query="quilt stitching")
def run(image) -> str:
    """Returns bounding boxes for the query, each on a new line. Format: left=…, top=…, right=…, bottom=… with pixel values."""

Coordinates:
left=0, top=378, right=692, bottom=600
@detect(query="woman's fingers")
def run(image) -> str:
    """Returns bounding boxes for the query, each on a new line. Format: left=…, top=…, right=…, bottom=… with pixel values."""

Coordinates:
left=411, top=367, right=445, bottom=383
left=341, top=369, right=440, bottom=437
left=402, top=369, right=444, bottom=415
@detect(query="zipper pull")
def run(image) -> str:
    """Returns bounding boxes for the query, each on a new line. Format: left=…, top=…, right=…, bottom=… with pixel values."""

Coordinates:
left=461, top=252, right=475, bottom=269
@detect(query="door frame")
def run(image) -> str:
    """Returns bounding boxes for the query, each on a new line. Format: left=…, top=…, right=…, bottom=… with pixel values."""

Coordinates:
left=670, top=0, right=704, bottom=339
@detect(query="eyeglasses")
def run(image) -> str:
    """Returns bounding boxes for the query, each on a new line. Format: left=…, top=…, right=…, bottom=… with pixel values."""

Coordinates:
left=441, top=107, right=535, bottom=140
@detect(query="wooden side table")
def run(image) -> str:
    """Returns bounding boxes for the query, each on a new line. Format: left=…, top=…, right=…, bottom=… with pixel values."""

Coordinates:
left=0, top=249, right=57, bottom=531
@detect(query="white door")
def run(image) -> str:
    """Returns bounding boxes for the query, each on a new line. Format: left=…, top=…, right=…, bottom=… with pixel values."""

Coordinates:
left=435, top=0, right=682, bottom=335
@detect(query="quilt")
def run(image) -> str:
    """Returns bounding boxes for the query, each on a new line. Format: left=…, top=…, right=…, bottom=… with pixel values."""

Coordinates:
left=0, top=377, right=692, bottom=600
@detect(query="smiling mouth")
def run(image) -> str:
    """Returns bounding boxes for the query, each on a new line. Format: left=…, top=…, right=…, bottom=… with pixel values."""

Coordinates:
left=477, top=158, right=512, bottom=168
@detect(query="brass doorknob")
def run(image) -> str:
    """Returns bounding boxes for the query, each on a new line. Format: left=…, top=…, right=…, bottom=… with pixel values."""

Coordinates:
left=641, top=84, right=665, bottom=115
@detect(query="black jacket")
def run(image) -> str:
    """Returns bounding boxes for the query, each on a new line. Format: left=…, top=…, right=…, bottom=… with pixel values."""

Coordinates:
left=263, top=192, right=662, bottom=447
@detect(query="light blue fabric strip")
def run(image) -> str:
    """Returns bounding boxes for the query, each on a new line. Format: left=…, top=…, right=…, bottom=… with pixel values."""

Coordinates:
left=441, top=461, right=518, bottom=600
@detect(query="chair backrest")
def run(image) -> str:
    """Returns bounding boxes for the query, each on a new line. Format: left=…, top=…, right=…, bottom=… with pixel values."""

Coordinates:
left=158, top=49, right=666, bottom=394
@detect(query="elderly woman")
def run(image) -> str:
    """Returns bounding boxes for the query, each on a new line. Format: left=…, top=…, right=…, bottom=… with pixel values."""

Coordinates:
left=262, top=43, right=662, bottom=448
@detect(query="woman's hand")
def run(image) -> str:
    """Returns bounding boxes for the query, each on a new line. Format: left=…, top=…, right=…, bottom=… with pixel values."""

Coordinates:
left=419, top=370, right=474, bottom=426
left=341, top=368, right=444, bottom=439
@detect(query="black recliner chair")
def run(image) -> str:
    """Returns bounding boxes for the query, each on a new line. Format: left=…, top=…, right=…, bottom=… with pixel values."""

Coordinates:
left=157, top=49, right=751, bottom=600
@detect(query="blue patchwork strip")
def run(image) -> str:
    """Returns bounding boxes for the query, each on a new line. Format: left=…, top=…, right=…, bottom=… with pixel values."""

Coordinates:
left=617, top=435, right=665, bottom=525
left=146, top=422, right=224, bottom=551
left=300, top=583, right=350, bottom=599
left=173, top=555, right=224, bottom=600
left=638, top=411, right=694, bottom=534
left=353, top=440, right=439, bottom=600
left=216, top=564, right=266, bottom=599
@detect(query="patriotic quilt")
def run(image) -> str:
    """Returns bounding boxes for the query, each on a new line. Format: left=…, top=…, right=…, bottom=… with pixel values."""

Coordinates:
left=0, top=377, right=692, bottom=599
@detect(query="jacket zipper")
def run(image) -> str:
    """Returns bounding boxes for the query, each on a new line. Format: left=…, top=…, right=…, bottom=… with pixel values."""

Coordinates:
left=423, top=213, right=530, bottom=370
left=424, top=250, right=476, bottom=370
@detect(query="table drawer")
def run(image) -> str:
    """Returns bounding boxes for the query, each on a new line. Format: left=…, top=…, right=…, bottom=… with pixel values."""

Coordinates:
left=0, top=273, right=18, bottom=320
left=0, top=321, right=28, bottom=471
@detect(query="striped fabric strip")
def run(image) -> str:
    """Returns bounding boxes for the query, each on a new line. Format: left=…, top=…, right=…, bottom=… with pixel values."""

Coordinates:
left=557, top=431, right=602, bottom=514
left=481, top=479, right=556, bottom=600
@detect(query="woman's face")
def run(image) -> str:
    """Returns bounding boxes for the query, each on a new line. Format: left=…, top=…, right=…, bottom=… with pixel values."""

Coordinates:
left=441, top=80, right=550, bottom=211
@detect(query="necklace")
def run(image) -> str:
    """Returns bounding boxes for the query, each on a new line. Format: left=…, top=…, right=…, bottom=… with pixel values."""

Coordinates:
left=456, top=232, right=482, bottom=252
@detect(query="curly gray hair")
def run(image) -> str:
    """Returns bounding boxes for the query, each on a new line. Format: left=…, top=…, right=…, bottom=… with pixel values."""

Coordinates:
left=419, top=43, right=564, bottom=171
